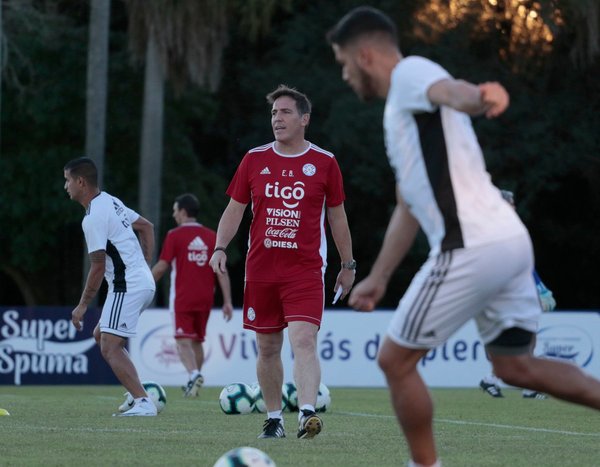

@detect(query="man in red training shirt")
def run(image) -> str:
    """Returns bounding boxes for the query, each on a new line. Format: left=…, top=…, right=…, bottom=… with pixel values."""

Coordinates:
left=153, top=193, right=233, bottom=397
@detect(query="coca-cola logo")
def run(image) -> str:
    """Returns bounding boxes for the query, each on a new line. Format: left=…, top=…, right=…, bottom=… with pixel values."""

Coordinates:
left=264, top=181, right=305, bottom=208
left=265, top=227, right=298, bottom=239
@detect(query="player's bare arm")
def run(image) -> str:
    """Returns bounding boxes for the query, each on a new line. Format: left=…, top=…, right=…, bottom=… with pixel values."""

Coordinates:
left=216, top=271, right=233, bottom=322
left=427, top=79, right=509, bottom=118
left=349, top=188, right=419, bottom=311
left=72, top=250, right=105, bottom=330
left=326, top=203, right=355, bottom=299
left=151, top=259, right=169, bottom=282
left=210, top=198, right=248, bottom=274
left=132, top=216, right=155, bottom=264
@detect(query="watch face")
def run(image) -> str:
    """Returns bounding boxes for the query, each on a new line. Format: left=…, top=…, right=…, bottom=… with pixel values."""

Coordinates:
left=343, top=260, right=357, bottom=270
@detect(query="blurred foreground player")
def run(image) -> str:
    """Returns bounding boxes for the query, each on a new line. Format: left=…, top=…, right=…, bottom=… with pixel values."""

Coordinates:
left=64, top=157, right=157, bottom=416
left=328, top=6, right=600, bottom=467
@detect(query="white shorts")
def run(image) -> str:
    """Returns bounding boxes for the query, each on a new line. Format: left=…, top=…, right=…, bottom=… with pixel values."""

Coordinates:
left=387, top=234, right=541, bottom=349
left=99, top=289, right=155, bottom=338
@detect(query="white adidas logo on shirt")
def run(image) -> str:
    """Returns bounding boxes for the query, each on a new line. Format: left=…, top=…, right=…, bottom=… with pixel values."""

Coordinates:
left=188, top=236, right=207, bottom=251
left=260, top=167, right=271, bottom=175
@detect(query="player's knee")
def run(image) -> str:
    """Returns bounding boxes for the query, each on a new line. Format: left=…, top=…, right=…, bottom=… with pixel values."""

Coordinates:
left=494, top=360, right=533, bottom=387
left=93, top=328, right=101, bottom=346
left=99, top=337, right=121, bottom=362
left=377, top=341, right=418, bottom=379
left=488, top=327, right=536, bottom=386
left=291, top=334, right=316, bottom=355
left=100, top=343, right=113, bottom=361
left=176, top=339, right=193, bottom=351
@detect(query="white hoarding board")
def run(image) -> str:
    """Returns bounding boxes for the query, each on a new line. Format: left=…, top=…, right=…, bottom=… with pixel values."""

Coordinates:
left=129, top=309, right=600, bottom=388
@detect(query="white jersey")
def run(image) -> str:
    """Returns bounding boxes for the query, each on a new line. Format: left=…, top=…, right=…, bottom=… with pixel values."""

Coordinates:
left=82, top=192, right=155, bottom=293
left=384, top=56, right=527, bottom=256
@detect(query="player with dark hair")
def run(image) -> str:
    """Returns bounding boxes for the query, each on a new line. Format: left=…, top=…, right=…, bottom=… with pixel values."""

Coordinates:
left=151, top=193, right=233, bottom=398
left=64, top=157, right=157, bottom=416
left=328, top=6, right=600, bottom=467
left=210, top=84, right=355, bottom=440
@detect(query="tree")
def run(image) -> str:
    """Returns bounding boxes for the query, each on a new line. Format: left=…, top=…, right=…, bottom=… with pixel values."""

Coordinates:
left=83, top=0, right=111, bottom=294
left=123, top=0, right=229, bottom=261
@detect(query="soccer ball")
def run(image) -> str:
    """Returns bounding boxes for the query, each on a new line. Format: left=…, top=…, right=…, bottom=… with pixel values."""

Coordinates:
left=143, top=381, right=167, bottom=413
left=315, top=382, right=331, bottom=412
left=251, top=382, right=290, bottom=412
left=250, top=382, right=266, bottom=413
left=219, top=383, right=254, bottom=415
left=282, top=382, right=298, bottom=412
left=118, top=381, right=167, bottom=413
left=213, top=446, right=276, bottom=467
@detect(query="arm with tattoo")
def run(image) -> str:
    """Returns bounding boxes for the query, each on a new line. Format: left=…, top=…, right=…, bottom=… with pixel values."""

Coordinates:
left=72, top=250, right=105, bottom=331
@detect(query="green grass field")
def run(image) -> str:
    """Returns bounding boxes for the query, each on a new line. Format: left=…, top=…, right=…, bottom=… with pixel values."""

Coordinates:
left=0, top=386, right=599, bottom=466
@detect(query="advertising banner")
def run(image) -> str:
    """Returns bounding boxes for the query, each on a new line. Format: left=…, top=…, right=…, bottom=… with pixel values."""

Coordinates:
left=130, top=309, right=600, bottom=388
left=0, top=307, right=118, bottom=385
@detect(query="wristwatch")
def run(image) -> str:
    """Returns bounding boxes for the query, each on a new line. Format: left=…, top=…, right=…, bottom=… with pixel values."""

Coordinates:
left=341, top=259, right=357, bottom=270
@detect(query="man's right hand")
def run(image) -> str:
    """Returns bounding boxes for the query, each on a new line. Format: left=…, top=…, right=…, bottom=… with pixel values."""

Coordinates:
left=71, top=304, right=87, bottom=331
left=348, top=274, right=387, bottom=312
left=209, top=250, right=227, bottom=274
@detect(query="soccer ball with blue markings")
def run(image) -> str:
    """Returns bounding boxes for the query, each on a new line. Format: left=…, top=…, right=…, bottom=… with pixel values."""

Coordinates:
left=143, top=381, right=167, bottom=412
left=219, top=383, right=254, bottom=415
left=250, top=382, right=267, bottom=413
left=213, top=446, right=276, bottom=467
left=315, top=382, right=331, bottom=412
left=118, top=380, right=167, bottom=413
left=282, top=382, right=298, bottom=412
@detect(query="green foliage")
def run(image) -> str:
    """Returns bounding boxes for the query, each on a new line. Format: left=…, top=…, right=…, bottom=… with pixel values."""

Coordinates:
left=0, top=386, right=598, bottom=466
left=1, top=0, right=599, bottom=308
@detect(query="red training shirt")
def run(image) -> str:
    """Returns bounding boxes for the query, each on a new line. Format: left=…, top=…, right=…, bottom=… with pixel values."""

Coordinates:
left=158, top=223, right=217, bottom=312
left=226, top=142, right=345, bottom=282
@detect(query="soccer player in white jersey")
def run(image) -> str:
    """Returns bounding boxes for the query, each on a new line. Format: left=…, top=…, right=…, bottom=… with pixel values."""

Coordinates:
left=328, top=7, right=600, bottom=467
left=64, top=157, right=157, bottom=416
left=210, top=84, right=355, bottom=440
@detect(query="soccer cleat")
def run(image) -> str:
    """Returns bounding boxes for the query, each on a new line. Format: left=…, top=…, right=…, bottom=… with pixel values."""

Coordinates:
left=297, top=409, right=322, bottom=439
left=117, top=397, right=158, bottom=416
left=522, top=390, right=547, bottom=400
left=183, top=374, right=204, bottom=398
left=118, top=392, right=135, bottom=413
left=479, top=380, right=504, bottom=398
left=258, top=418, right=286, bottom=439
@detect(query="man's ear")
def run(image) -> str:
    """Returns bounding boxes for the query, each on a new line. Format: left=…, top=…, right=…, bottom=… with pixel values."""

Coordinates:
left=301, top=113, right=310, bottom=127
left=356, top=45, right=373, bottom=68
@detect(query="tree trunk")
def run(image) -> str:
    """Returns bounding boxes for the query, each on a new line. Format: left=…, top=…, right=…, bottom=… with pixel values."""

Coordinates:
left=138, top=33, right=164, bottom=262
left=83, top=0, right=111, bottom=296
left=86, top=0, right=110, bottom=185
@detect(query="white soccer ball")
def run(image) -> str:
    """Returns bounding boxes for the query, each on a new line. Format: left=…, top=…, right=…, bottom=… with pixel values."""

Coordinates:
left=250, top=382, right=266, bottom=413
left=219, top=383, right=254, bottom=415
left=251, top=382, right=290, bottom=412
left=213, top=446, right=276, bottom=467
left=143, top=381, right=167, bottom=413
left=282, top=382, right=298, bottom=412
left=118, top=380, right=167, bottom=413
left=315, top=382, right=331, bottom=412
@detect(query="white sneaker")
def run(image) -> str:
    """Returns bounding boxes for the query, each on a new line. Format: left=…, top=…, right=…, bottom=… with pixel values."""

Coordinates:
left=118, top=392, right=134, bottom=413
left=117, top=397, right=157, bottom=417
left=183, top=374, right=204, bottom=398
